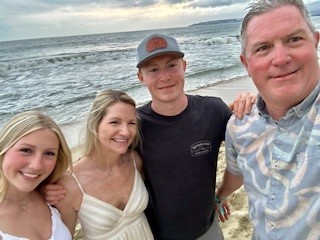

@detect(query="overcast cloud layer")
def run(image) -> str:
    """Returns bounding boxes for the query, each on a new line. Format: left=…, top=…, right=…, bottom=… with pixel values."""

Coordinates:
left=0, top=0, right=316, bottom=41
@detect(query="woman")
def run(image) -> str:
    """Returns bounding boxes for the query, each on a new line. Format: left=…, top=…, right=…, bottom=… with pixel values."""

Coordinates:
left=0, top=110, right=72, bottom=240
left=47, top=89, right=153, bottom=239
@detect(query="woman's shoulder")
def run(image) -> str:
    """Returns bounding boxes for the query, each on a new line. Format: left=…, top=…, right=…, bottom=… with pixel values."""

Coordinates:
left=56, top=171, right=74, bottom=188
left=56, top=170, right=82, bottom=204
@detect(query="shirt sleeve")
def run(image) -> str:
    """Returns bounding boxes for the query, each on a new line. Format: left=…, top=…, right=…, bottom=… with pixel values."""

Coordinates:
left=225, top=115, right=243, bottom=176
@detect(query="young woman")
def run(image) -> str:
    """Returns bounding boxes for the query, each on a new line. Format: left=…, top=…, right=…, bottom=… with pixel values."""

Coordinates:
left=0, top=110, right=72, bottom=240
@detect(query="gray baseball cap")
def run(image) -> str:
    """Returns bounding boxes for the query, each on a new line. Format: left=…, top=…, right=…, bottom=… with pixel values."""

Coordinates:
left=136, top=33, right=185, bottom=68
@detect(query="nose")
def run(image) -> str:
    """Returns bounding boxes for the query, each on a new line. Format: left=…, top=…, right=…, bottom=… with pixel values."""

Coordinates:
left=158, top=68, right=170, bottom=81
left=272, top=44, right=291, bottom=66
left=119, top=124, right=130, bottom=136
left=29, top=154, right=44, bottom=170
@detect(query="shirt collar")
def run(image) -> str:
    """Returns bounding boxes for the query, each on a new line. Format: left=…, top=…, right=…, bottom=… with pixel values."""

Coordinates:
left=257, top=81, right=320, bottom=119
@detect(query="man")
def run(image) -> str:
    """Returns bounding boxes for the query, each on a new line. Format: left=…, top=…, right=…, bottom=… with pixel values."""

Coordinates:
left=135, top=33, right=253, bottom=240
left=216, top=0, right=320, bottom=239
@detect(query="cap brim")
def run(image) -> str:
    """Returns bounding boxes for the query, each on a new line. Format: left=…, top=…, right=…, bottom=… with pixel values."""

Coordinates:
left=136, top=51, right=184, bottom=68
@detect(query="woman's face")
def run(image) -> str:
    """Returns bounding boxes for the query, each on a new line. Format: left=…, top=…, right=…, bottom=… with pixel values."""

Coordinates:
left=2, top=128, right=59, bottom=194
left=97, top=102, right=137, bottom=155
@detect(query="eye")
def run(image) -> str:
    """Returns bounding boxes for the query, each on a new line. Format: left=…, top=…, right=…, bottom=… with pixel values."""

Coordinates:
left=129, top=121, right=137, bottom=126
left=110, top=120, right=120, bottom=125
left=169, top=63, right=176, bottom=69
left=255, top=45, right=270, bottom=53
left=288, top=36, right=302, bottom=43
left=20, top=148, right=32, bottom=154
left=150, top=67, right=159, bottom=73
left=45, top=151, right=56, bottom=157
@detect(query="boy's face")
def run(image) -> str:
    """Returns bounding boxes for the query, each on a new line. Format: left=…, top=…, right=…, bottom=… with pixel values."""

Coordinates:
left=138, top=54, right=186, bottom=104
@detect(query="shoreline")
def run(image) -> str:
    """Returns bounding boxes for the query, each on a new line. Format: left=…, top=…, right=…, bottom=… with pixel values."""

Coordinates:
left=188, top=75, right=257, bottom=104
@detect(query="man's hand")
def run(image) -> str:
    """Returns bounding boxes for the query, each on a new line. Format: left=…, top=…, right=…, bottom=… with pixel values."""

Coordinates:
left=229, top=92, right=256, bottom=119
left=42, top=183, right=67, bottom=205
left=215, top=198, right=231, bottom=222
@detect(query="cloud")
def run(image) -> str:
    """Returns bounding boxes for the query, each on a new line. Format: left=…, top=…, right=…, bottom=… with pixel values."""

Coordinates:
left=0, top=0, right=250, bottom=41
left=189, top=0, right=248, bottom=8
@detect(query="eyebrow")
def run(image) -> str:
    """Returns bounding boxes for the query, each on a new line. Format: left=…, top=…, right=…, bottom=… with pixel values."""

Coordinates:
left=250, top=28, right=308, bottom=49
left=18, top=143, right=59, bottom=151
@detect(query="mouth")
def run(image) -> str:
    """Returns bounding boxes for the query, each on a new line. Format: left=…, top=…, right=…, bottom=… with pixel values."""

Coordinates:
left=159, top=84, right=175, bottom=90
left=20, top=171, right=40, bottom=179
left=113, top=138, right=128, bottom=143
left=271, top=69, right=299, bottom=79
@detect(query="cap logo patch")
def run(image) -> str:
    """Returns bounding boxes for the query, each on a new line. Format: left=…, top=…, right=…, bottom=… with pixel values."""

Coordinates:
left=146, top=37, right=168, bottom=53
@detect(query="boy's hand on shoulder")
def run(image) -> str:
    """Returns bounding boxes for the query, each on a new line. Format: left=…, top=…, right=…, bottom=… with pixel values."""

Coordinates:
left=229, top=92, right=256, bottom=119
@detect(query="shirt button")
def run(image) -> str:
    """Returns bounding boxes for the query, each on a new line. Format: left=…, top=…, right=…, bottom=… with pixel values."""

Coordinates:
left=270, top=224, right=275, bottom=231
left=279, top=127, right=285, bottom=132
left=271, top=194, right=275, bottom=200
left=274, top=161, right=279, bottom=167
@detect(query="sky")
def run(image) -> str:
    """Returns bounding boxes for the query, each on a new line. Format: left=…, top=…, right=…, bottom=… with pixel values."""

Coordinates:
left=0, top=0, right=317, bottom=42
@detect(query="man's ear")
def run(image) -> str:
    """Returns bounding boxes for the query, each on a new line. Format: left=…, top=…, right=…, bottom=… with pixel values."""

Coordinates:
left=314, top=31, right=320, bottom=49
left=240, top=54, right=250, bottom=77
left=182, top=59, right=187, bottom=72
left=137, top=70, right=144, bottom=84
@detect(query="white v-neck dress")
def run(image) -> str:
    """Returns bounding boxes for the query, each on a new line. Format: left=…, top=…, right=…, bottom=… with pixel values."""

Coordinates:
left=72, top=155, right=154, bottom=240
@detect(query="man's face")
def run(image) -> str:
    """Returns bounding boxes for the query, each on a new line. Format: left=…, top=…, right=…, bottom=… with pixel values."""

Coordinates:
left=241, top=5, right=320, bottom=109
left=137, top=54, right=186, bottom=104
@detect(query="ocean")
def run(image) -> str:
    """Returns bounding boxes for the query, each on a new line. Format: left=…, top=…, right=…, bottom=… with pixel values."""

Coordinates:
left=2, top=16, right=320, bottom=146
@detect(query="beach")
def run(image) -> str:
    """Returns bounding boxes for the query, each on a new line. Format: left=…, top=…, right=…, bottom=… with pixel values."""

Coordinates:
left=70, top=76, right=257, bottom=240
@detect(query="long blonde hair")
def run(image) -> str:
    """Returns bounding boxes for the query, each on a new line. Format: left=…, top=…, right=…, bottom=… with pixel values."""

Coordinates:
left=0, top=110, right=72, bottom=201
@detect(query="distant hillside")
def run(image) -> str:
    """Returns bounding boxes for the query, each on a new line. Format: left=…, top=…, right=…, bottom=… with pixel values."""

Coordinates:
left=190, top=1, right=320, bottom=27
left=189, top=18, right=241, bottom=27
left=308, top=1, right=320, bottom=16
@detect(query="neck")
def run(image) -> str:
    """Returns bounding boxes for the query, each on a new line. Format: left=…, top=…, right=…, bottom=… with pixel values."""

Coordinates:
left=2, top=192, right=33, bottom=211
left=266, top=107, right=287, bottom=121
left=88, top=151, right=125, bottom=174
left=151, top=94, right=188, bottom=116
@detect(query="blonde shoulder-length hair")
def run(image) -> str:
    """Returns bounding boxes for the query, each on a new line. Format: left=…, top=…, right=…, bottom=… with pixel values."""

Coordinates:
left=83, top=89, right=141, bottom=157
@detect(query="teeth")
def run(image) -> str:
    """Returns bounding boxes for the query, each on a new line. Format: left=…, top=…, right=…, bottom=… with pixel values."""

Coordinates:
left=22, top=172, right=38, bottom=178
left=114, top=139, right=127, bottom=143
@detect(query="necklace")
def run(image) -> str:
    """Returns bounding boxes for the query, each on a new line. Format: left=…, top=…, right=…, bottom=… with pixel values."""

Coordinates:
left=4, top=194, right=31, bottom=211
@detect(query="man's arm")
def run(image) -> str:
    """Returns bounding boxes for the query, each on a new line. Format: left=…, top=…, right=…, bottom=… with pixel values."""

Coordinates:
left=216, top=170, right=244, bottom=222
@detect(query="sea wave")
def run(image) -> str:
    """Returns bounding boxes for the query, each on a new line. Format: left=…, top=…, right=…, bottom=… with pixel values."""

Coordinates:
left=204, top=35, right=239, bottom=45
left=0, top=48, right=134, bottom=77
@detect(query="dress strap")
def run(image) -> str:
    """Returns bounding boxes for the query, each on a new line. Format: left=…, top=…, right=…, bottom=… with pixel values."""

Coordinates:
left=71, top=172, right=85, bottom=194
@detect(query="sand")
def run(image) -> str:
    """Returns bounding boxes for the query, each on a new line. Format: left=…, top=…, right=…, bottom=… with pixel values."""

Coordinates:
left=69, top=76, right=258, bottom=240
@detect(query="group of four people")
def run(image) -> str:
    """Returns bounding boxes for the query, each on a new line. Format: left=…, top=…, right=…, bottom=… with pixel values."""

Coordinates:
left=1, top=0, right=320, bottom=239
